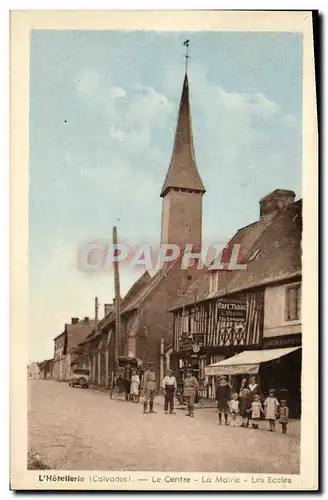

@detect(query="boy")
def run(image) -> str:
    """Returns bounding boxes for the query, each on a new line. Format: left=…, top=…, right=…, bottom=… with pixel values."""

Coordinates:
left=216, top=375, right=231, bottom=426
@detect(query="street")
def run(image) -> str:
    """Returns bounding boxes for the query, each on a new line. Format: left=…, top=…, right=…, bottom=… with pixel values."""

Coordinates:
left=28, top=380, right=300, bottom=473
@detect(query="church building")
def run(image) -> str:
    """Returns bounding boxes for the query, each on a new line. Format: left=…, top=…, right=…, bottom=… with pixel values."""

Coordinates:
left=79, top=69, right=206, bottom=388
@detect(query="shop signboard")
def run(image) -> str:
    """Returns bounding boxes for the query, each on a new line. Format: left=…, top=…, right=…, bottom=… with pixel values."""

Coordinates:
left=205, top=363, right=259, bottom=376
left=217, top=298, right=247, bottom=323
left=193, top=333, right=205, bottom=345
left=179, top=332, right=193, bottom=351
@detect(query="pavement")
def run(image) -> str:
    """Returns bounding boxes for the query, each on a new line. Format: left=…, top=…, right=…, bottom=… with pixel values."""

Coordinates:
left=28, top=379, right=300, bottom=473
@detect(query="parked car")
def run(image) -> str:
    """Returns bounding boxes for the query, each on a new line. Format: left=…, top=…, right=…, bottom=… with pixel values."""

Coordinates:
left=69, top=367, right=90, bottom=388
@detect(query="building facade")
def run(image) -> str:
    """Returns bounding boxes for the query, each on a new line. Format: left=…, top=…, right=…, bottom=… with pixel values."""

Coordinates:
left=170, top=191, right=302, bottom=413
left=52, top=317, right=96, bottom=381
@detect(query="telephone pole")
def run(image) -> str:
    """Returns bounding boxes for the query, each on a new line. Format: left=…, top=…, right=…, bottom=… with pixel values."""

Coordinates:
left=113, top=226, right=121, bottom=362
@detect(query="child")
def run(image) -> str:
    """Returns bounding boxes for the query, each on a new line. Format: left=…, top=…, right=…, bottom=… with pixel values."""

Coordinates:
left=239, top=387, right=251, bottom=427
left=264, top=389, right=280, bottom=432
left=229, top=393, right=239, bottom=426
left=279, top=400, right=289, bottom=434
left=130, top=369, right=140, bottom=403
left=216, top=375, right=231, bottom=426
left=250, top=394, right=264, bottom=429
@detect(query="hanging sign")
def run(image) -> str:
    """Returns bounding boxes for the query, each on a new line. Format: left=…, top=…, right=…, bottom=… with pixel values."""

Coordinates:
left=217, top=299, right=247, bottom=322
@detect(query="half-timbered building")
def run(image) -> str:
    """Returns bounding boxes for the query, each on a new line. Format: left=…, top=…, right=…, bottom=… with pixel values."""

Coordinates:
left=170, top=190, right=302, bottom=413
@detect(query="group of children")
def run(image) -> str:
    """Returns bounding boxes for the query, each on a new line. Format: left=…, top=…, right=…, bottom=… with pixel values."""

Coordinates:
left=216, top=375, right=289, bottom=434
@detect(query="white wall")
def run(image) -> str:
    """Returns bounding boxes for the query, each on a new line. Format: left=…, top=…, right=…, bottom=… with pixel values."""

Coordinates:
left=264, top=282, right=301, bottom=338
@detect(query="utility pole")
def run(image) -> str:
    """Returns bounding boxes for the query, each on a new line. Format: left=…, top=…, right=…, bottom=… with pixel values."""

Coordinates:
left=95, top=297, right=99, bottom=326
left=113, top=226, right=121, bottom=362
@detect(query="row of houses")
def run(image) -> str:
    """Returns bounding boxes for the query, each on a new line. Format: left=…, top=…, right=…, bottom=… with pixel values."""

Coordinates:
left=37, top=68, right=302, bottom=416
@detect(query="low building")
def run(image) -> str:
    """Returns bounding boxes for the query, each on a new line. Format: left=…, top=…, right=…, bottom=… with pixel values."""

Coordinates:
left=52, top=317, right=96, bottom=381
left=38, top=358, right=54, bottom=380
left=27, top=362, right=41, bottom=379
left=79, top=262, right=198, bottom=388
left=170, top=190, right=302, bottom=416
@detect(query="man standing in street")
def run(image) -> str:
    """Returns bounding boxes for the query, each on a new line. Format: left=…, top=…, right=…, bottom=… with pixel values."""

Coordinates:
left=162, top=368, right=177, bottom=415
left=142, top=362, right=157, bottom=414
left=123, top=363, right=132, bottom=401
left=183, top=368, right=199, bottom=417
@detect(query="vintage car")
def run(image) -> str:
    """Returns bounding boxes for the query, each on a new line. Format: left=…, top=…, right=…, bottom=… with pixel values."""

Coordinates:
left=69, top=367, right=90, bottom=388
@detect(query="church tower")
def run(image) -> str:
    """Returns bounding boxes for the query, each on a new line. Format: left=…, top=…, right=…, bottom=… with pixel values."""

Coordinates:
left=160, top=72, right=205, bottom=252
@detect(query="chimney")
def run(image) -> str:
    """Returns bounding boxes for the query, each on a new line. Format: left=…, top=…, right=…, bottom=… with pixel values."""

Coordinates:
left=71, top=317, right=79, bottom=325
left=84, top=317, right=89, bottom=325
left=104, top=303, right=113, bottom=317
left=259, top=189, right=296, bottom=217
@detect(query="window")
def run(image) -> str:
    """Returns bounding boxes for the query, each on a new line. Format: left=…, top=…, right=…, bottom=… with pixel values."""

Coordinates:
left=285, top=284, right=301, bottom=321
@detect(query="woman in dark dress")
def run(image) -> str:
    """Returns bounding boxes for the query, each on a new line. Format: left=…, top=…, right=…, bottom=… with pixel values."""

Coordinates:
left=239, top=377, right=250, bottom=427
left=247, top=375, right=261, bottom=400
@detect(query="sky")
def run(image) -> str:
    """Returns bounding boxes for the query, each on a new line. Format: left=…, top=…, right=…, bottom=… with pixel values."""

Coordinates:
left=29, top=30, right=303, bottom=362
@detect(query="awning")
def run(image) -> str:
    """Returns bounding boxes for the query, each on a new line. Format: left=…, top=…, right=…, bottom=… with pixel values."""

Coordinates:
left=204, top=346, right=301, bottom=376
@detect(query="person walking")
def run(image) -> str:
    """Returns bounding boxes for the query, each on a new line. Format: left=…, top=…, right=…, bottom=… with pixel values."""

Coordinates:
left=183, top=369, right=199, bottom=417
left=142, top=362, right=157, bottom=414
left=264, top=389, right=280, bottom=432
left=162, top=368, right=177, bottom=415
left=278, top=400, right=289, bottom=434
left=216, top=375, right=231, bottom=426
left=130, top=369, right=140, bottom=403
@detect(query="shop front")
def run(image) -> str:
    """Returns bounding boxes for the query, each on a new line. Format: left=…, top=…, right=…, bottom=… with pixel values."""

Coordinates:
left=205, top=345, right=302, bottom=417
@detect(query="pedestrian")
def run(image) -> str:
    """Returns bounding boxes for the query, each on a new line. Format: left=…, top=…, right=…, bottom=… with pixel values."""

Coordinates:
left=250, top=394, right=264, bottom=429
left=264, top=389, right=280, bottom=432
left=123, top=363, right=132, bottom=401
left=228, top=392, right=239, bottom=426
left=239, top=377, right=248, bottom=394
left=279, top=400, right=289, bottom=435
left=183, top=369, right=199, bottom=417
left=162, top=368, right=177, bottom=415
left=216, top=375, right=231, bottom=426
left=142, top=362, right=157, bottom=414
left=130, top=369, right=140, bottom=403
left=247, top=375, right=261, bottom=400
left=239, top=386, right=251, bottom=427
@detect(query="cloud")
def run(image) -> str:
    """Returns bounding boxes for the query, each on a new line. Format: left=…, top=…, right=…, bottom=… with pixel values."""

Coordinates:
left=75, top=68, right=175, bottom=150
left=108, top=86, right=126, bottom=99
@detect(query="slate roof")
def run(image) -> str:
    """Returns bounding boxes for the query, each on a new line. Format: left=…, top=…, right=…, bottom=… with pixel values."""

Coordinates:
left=79, top=271, right=154, bottom=345
left=170, top=199, right=302, bottom=310
left=160, top=73, right=205, bottom=197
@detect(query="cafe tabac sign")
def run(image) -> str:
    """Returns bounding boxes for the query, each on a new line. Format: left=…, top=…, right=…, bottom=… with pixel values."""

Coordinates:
left=217, top=298, right=247, bottom=323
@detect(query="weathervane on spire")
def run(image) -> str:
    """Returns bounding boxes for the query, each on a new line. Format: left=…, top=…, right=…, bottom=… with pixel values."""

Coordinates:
left=183, top=39, right=190, bottom=74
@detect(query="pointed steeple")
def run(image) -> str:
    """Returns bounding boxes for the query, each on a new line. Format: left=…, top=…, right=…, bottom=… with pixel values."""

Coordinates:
left=160, top=73, right=206, bottom=198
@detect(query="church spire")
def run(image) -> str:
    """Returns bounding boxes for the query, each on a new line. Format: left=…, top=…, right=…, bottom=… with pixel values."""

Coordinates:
left=160, top=68, right=206, bottom=198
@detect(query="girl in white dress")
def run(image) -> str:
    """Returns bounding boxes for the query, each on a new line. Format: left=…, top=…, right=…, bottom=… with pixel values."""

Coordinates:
left=264, top=389, right=280, bottom=431
left=130, top=370, right=140, bottom=402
